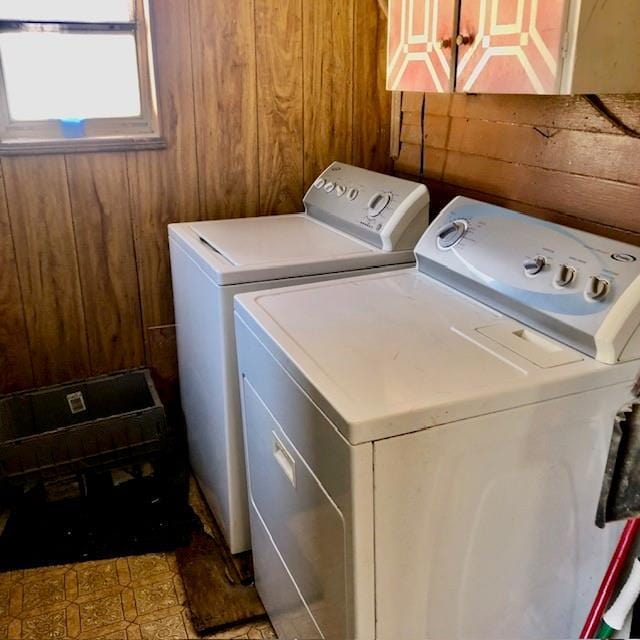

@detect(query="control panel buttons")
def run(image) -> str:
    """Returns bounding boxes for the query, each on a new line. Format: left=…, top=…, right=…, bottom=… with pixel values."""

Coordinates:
left=553, top=264, right=576, bottom=288
left=348, top=188, right=359, bottom=201
left=367, top=192, right=392, bottom=218
left=585, top=276, right=609, bottom=302
left=436, top=220, right=467, bottom=249
left=336, top=185, right=347, bottom=197
left=523, top=255, right=547, bottom=276
left=314, top=178, right=326, bottom=189
left=324, top=182, right=336, bottom=193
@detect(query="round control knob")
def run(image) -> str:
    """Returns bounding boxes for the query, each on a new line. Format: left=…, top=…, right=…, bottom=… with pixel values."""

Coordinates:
left=314, top=178, right=326, bottom=189
left=436, top=220, right=467, bottom=249
left=585, top=276, right=609, bottom=302
left=367, top=192, right=392, bottom=218
left=554, top=264, right=576, bottom=288
left=348, top=188, right=359, bottom=201
left=336, top=185, right=347, bottom=197
left=324, top=182, right=336, bottom=193
left=523, top=255, right=547, bottom=276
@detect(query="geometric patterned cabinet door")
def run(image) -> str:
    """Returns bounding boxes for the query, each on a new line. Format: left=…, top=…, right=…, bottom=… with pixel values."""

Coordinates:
left=387, top=0, right=458, bottom=92
left=456, top=0, right=570, bottom=93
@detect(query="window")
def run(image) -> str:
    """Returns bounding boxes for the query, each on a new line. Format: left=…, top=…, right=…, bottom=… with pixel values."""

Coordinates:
left=0, top=0, right=163, bottom=154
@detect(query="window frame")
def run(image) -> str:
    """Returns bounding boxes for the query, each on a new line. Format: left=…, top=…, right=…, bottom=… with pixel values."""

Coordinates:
left=0, top=0, right=165, bottom=155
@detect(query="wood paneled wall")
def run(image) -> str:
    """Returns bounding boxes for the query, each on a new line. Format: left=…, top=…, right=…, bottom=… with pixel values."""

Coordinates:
left=0, top=0, right=391, bottom=398
left=394, top=93, right=640, bottom=245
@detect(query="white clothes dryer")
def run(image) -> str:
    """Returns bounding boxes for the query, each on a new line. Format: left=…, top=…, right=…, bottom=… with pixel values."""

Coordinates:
left=168, top=162, right=429, bottom=553
left=235, top=196, right=640, bottom=638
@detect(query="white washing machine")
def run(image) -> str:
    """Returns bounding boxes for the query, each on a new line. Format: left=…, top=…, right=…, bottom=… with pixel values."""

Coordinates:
left=168, top=162, right=429, bottom=554
left=234, top=196, right=640, bottom=638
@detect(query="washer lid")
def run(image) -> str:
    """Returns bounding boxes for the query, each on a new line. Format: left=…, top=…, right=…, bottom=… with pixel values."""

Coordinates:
left=234, top=269, right=635, bottom=444
left=169, top=215, right=413, bottom=286
left=193, top=215, right=372, bottom=266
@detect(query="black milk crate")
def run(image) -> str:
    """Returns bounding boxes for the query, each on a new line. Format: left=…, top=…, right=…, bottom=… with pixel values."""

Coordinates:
left=0, top=369, right=168, bottom=482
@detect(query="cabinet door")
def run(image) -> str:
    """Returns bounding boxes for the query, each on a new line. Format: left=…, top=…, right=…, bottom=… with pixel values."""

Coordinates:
left=387, top=0, right=458, bottom=92
left=455, top=0, right=570, bottom=94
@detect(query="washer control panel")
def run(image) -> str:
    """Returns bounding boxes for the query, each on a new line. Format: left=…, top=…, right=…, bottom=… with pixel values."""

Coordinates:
left=417, top=197, right=640, bottom=363
left=304, top=162, right=429, bottom=251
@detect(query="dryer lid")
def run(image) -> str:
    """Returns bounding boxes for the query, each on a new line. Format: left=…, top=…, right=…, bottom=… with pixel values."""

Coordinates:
left=234, top=269, right=635, bottom=444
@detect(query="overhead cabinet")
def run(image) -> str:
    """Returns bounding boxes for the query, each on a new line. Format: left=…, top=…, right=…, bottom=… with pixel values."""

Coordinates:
left=387, top=0, right=640, bottom=94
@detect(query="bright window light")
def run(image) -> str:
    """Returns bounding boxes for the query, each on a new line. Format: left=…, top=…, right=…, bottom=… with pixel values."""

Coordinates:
left=0, top=0, right=132, bottom=23
left=0, top=32, right=141, bottom=121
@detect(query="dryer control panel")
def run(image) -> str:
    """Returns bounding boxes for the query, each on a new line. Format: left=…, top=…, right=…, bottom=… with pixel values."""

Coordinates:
left=304, top=162, right=429, bottom=251
left=416, top=197, right=640, bottom=363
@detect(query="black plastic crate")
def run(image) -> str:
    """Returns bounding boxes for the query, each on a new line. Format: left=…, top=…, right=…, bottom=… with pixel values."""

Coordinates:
left=0, top=369, right=168, bottom=481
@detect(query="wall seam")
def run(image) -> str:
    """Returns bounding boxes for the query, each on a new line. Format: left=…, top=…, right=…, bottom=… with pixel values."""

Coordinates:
left=0, top=159, right=36, bottom=387
left=301, top=0, right=307, bottom=189
left=63, top=154, right=94, bottom=377
left=122, top=152, right=147, bottom=367
left=350, top=0, right=357, bottom=165
left=186, top=0, right=205, bottom=220
left=252, top=0, right=262, bottom=215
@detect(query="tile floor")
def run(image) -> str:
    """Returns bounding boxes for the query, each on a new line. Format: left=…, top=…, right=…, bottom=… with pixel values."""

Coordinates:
left=0, top=552, right=275, bottom=640
left=0, top=478, right=275, bottom=640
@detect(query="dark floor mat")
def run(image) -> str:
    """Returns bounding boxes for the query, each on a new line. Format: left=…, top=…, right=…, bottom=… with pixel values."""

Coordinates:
left=176, top=526, right=266, bottom=635
left=0, top=461, right=200, bottom=570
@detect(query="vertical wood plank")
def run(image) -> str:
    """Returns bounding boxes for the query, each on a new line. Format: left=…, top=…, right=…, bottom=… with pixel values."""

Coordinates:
left=2, top=156, right=90, bottom=386
left=146, top=325, right=180, bottom=420
left=0, top=167, right=33, bottom=392
left=190, top=0, right=259, bottom=219
left=255, top=0, right=304, bottom=214
left=389, top=92, right=402, bottom=159
left=127, top=0, right=201, bottom=330
left=352, top=0, right=392, bottom=172
left=303, top=0, right=355, bottom=186
left=66, top=154, right=145, bottom=374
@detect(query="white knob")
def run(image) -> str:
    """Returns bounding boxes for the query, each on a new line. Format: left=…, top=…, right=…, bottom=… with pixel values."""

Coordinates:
left=367, top=192, right=391, bottom=218
left=436, top=220, right=467, bottom=249
left=523, top=255, right=546, bottom=276
left=554, top=264, right=576, bottom=288
left=585, top=276, right=609, bottom=301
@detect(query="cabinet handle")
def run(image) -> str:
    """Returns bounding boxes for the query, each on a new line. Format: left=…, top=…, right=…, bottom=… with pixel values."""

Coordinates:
left=456, top=34, right=472, bottom=46
left=435, top=38, right=452, bottom=50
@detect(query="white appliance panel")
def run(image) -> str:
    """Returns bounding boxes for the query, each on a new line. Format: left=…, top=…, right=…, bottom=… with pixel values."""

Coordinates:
left=304, top=161, right=429, bottom=251
left=249, top=503, right=322, bottom=639
left=243, top=378, right=347, bottom=638
left=374, top=383, right=629, bottom=639
left=171, top=236, right=400, bottom=553
left=233, top=196, right=640, bottom=638
left=418, top=197, right=640, bottom=363
left=192, top=215, right=374, bottom=267
left=170, top=236, right=249, bottom=550
left=236, top=313, right=375, bottom=639
left=234, top=270, right=637, bottom=444
left=169, top=163, right=422, bottom=555
left=173, top=214, right=414, bottom=288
